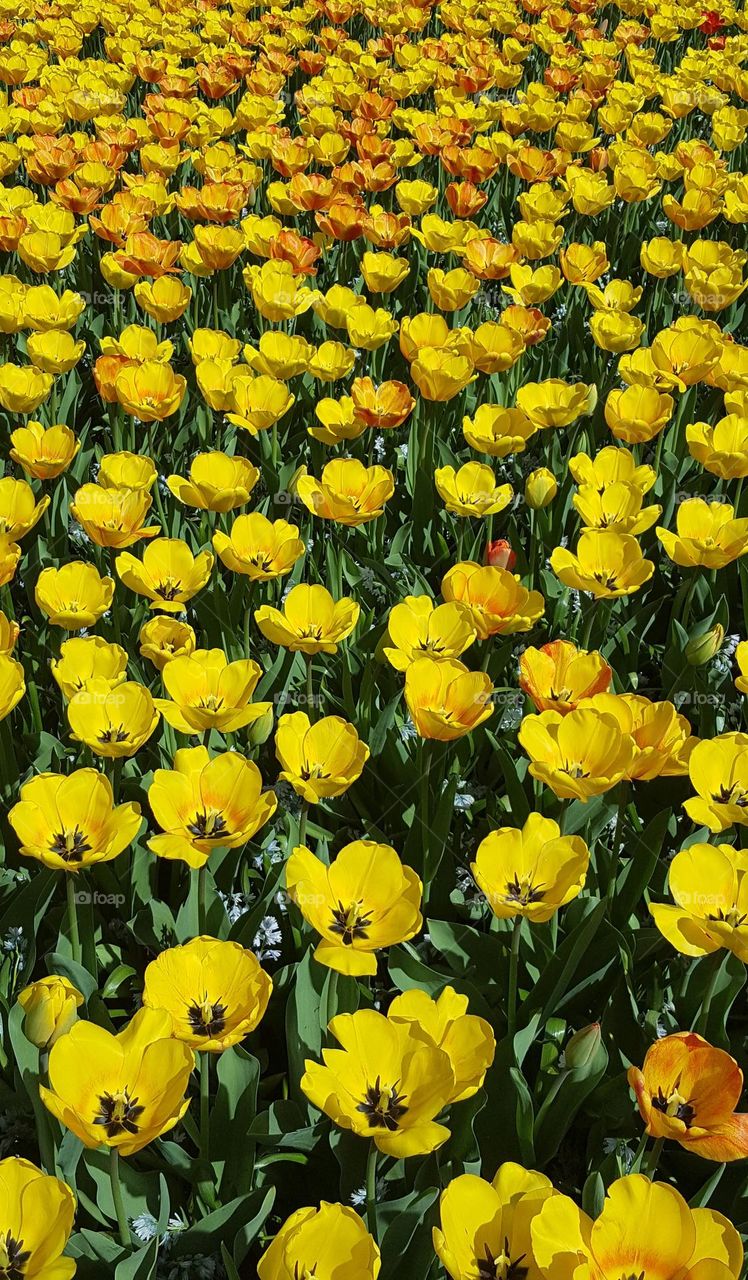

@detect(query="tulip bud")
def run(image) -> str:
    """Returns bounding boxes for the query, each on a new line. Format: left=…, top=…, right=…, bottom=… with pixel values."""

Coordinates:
left=685, top=623, right=725, bottom=666
left=247, top=706, right=275, bottom=747
left=18, top=975, right=83, bottom=1050
left=485, top=538, right=516, bottom=570
left=525, top=467, right=558, bottom=509
left=563, top=1022, right=603, bottom=1071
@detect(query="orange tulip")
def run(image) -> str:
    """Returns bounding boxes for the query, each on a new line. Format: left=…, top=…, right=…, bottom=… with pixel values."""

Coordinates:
left=628, top=1033, right=748, bottom=1161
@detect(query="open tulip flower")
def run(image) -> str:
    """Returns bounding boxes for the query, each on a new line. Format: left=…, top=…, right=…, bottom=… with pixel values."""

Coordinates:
left=212, top=513, right=305, bottom=581
left=551, top=529, right=655, bottom=598
left=275, top=712, right=369, bottom=803
left=683, top=734, right=748, bottom=831
left=657, top=499, right=748, bottom=570
left=405, top=657, right=493, bottom=740
left=434, top=463, right=513, bottom=518
left=147, top=746, right=276, bottom=867
left=40, top=1007, right=194, bottom=1155
left=519, top=641, right=612, bottom=714
left=519, top=707, right=636, bottom=801
left=255, top=584, right=360, bottom=655
left=51, top=637, right=128, bottom=700
left=116, top=538, right=214, bottom=611
left=577, top=693, right=696, bottom=780
left=573, top=483, right=662, bottom=536
left=35, top=561, right=115, bottom=631
left=286, top=840, right=422, bottom=975
left=433, top=1164, right=558, bottom=1280
left=70, top=484, right=160, bottom=549
left=0, top=1158, right=77, bottom=1280
left=531, top=1174, right=742, bottom=1280
left=155, top=649, right=272, bottom=735
left=67, top=679, right=160, bottom=759
left=297, top=459, right=395, bottom=527
left=387, top=987, right=495, bottom=1103
left=142, top=936, right=271, bottom=1052
left=516, top=379, right=596, bottom=429
left=651, top=843, right=748, bottom=962
left=472, top=813, right=589, bottom=922
left=257, top=1203, right=380, bottom=1280
left=628, top=1033, right=748, bottom=1161
left=383, top=596, right=476, bottom=670
left=139, top=617, right=196, bottom=672
left=166, top=452, right=260, bottom=512
left=569, top=447, right=655, bottom=496
left=441, top=562, right=544, bottom=638
left=9, top=768, right=141, bottom=871
left=301, top=1009, right=456, bottom=1157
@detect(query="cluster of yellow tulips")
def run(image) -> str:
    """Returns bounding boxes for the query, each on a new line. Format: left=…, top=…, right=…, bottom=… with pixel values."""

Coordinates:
left=1, top=0, right=748, bottom=1270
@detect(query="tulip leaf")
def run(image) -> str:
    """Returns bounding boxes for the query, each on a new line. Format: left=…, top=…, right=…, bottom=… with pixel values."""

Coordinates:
left=167, top=1188, right=275, bottom=1259
left=214, top=1046, right=261, bottom=1196
left=114, top=1238, right=158, bottom=1280
left=379, top=1187, right=441, bottom=1280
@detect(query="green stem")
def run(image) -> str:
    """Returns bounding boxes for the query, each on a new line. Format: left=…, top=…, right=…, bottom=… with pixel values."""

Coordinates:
left=66, top=875, right=81, bottom=965
left=109, top=1147, right=131, bottom=1247
left=580, top=600, right=596, bottom=652
left=365, top=1142, right=379, bottom=1241
left=631, top=1127, right=650, bottom=1172
left=507, top=916, right=522, bottom=1045
left=645, top=1136, right=665, bottom=1181
left=694, top=950, right=723, bottom=1036
left=200, top=1052, right=211, bottom=1164
left=305, top=655, right=315, bottom=721
left=298, top=800, right=309, bottom=848
left=680, top=572, right=698, bottom=633
left=198, top=865, right=208, bottom=935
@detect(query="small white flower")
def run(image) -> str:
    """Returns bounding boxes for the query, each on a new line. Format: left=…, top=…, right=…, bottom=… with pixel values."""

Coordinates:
left=131, top=1213, right=159, bottom=1244
left=253, top=915, right=282, bottom=961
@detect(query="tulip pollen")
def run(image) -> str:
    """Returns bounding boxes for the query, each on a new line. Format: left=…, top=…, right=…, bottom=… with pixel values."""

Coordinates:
left=355, top=1076, right=408, bottom=1130
left=0, top=1231, right=31, bottom=1278
left=652, top=1085, right=695, bottom=1126
left=187, top=995, right=227, bottom=1037
left=94, top=1087, right=144, bottom=1138
left=49, top=824, right=93, bottom=863
left=329, top=900, right=374, bottom=945
left=476, top=1240, right=524, bottom=1280
left=186, top=808, right=228, bottom=840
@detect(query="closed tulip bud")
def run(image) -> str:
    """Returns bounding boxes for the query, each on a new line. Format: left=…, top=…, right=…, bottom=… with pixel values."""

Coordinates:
left=525, top=467, right=558, bottom=509
left=686, top=623, right=725, bottom=666
left=563, top=1022, right=603, bottom=1071
left=485, top=539, right=516, bottom=569
left=247, top=705, right=275, bottom=747
left=18, top=976, right=84, bottom=1049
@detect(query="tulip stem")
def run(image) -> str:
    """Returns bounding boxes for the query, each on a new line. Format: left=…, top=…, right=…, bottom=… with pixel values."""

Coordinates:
left=198, top=865, right=208, bottom=935
left=644, top=1136, right=665, bottom=1180
left=298, top=801, right=309, bottom=848
left=365, top=1142, right=378, bottom=1241
left=694, top=950, right=724, bottom=1036
left=66, top=874, right=81, bottom=965
left=580, top=602, right=596, bottom=652
left=109, top=1147, right=131, bottom=1247
left=305, top=655, right=315, bottom=721
left=507, top=916, right=522, bottom=1046
left=200, top=1052, right=211, bottom=1164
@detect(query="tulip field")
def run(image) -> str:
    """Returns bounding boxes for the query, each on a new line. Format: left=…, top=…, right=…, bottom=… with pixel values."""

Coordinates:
left=3, top=0, right=748, bottom=1274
